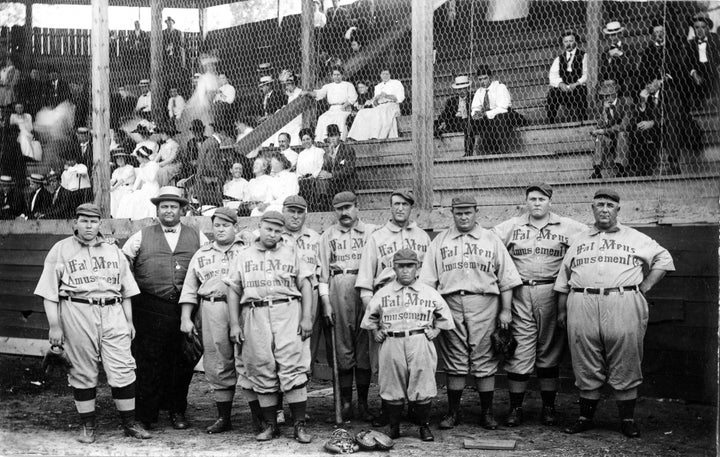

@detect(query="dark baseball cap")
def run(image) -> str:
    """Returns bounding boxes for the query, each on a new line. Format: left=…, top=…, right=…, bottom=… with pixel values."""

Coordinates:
left=526, top=182, right=553, bottom=198
left=393, top=248, right=419, bottom=265
left=451, top=194, right=477, bottom=208
left=261, top=210, right=285, bottom=226
left=212, top=207, right=238, bottom=224
left=332, top=191, right=357, bottom=208
left=593, top=188, right=620, bottom=203
left=283, top=195, right=307, bottom=210
left=76, top=203, right=102, bottom=218
left=390, top=189, right=415, bottom=205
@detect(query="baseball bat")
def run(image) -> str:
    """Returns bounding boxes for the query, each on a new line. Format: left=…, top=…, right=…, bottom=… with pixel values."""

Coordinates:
left=330, top=321, right=343, bottom=425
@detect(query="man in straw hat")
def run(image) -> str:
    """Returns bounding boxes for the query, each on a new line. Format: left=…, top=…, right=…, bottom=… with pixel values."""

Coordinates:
left=590, top=80, right=634, bottom=179
left=122, top=186, right=208, bottom=430
left=599, top=21, right=636, bottom=97
left=134, top=79, right=152, bottom=119
left=258, top=75, right=286, bottom=124
left=27, top=172, right=52, bottom=219
left=434, top=74, right=473, bottom=155
left=0, top=175, right=25, bottom=219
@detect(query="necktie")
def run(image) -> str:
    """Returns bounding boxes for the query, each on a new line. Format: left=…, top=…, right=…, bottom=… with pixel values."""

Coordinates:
left=164, top=227, right=177, bottom=233
left=482, top=90, right=490, bottom=113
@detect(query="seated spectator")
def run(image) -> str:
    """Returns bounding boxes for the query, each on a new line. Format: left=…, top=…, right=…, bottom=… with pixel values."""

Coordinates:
left=9, top=102, right=39, bottom=161
left=0, top=175, right=25, bottom=220
left=296, top=128, right=327, bottom=210
left=110, top=85, right=137, bottom=128
left=26, top=173, right=51, bottom=219
left=74, top=127, right=93, bottom=169
left=258, top=75, right=287, bottom=125
left=687, top=12, right=720, bottom=102
left=19, top=68, right=44, bottom=118
left=590, top=80, right=633, bottom=179
left=134, top=79, right=152, bottom=120
left=638, top=21, right=685, bottom=101
left=0, top=55, right=19, bottom=112
left=277, top=132, right=299, bottom=169
left=264, top=152, right=300, bottom=214
left=434, top=75, right=473, bottom=155
left=40, top=170, right=71, bottom=219
left=195, top=123, right=226, bottom=207
left=346, top=80, right=373, bottom=129
left=304, top=66, right=357, bottom=142
left=239, top=156, right=274, bottom=217
left=116, top=146, right=159, bottom=220
left=59, top=154, right=92, bottom=210
left=547, top=30, right=588, bottom=123
left=222, top=162, right=248, bottom=209
left=262, top=72, right=303, bottom=147
left=633, top=79, right=663, bottom=176
left=131, top=123, right=159, bottom=158
left=347, top=68, right=405, bottom=141
left=213, top=74, right=236, bottom=128
left=177, top=119, right=206, bottom=186
left=599, top=21, right=637, bottom=97
left=154, top=122, right=181, bottom=186
left=167, top=87, right=185, bottom=128
left=110, top=150, right=136, bottom=218
left=321, top=123, right=357, bottom=209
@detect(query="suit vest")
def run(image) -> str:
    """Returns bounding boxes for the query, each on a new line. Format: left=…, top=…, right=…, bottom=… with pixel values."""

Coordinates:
left=134, top=224, right=199, bottom=301
left=559, top=49, right=585, bottom=84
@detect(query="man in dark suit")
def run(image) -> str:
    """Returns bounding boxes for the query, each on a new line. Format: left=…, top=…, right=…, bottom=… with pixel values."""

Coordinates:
left=590, top=80, right=634, bottom=179
left=633, top=79, right=663, bottom=176
left=74, top=127, right=93, bottom=170
left=321, top=124, right=357, bottom=210
left=195, top=123, right=224, bottom=207
left=687, top=12, right=720, bottom=102
left=599, top=21, right=637, bottom=98
left=258, top=76, right=287, bottom=124
left=45, top=67, right=71, bottom=108
left=26, top=173, right=52, bottom=219
left=126, top=20, right=149, bottom=62
left=434, top=75, right=474, bottom=155
left=546, top=30, right=588, bottom=123
left=42, top=170, right=73, bottom=219
left=0, top=175, right=26, bottom=219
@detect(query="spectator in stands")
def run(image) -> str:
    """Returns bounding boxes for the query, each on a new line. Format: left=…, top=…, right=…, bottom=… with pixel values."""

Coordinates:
left=434, top=75, right=473, bottom=155
left=131, top=124, right=158, bottom=158
left=45, top=67, right=71, bottom=108
left=347, top=68, right=405, bottom=141
left=258, top=75, right=287, bottom=124
left=546, top=30, right=588, bottom=123
left=116, top=146, right=159, bottom=220
left=135, top=79, right=152, bottom=120
left=155, top=123, right=181, bottom=186
left=304, top=67, right=357, bottom=142
left=638, top=22, right=676, bottom=90
left=325, top=0, right=351, bottom=53
left=74, top=127, right=93, bottom=170
left=322, top=123, right=357, bottom=199
left=469, top=65, right=520, bottom=155
left=262, top=72, right=304, bottom=148
left=195, top=123, right=224, bottom=207
left=126, top=20, right=149, bottom=65
left=20, top=68, right=43, bottom=118
left=687, top=12, right=720, bottom=102
left=590, top=80, right=633, bottom=179
left=59, top=154, right=92, bottom=211
left=167, top=87, right=185, bottom=128
left=213, top=74, right=235, bottom=129
left=41, top=170, right=69, bottom=219
left=0, top=55, right=19, bottom=114
left=266, top=152, right=300, bottom=214
left=110, top=151, right=135, bottom=218
left=178, top=119, right=206, bottom=184
left=347, top=80, right=373, bottom=129
left=240, top=156, right=273, bottom=217
left=633, top=79, right=663, bottom=176
left=296, top=128, right=327, bottom=211
left=0, top=175, right=25, bottom=219
left=599, top=21, right=637, bottom=97
left=111, top=85, right=138, bottom=128
left=163, top=16, right=184, bottom=80
left=222, top=162, right=248, bottom=209
left=26, top=173, right=51, bottom=219
left=9, top=102, right=38, bottom=162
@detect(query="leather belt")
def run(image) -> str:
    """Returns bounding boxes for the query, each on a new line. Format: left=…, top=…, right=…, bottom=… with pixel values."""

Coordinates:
left=571, top=285, right=640, bottom=295
left=447, top=290, right=484, bottom=296
left=63, top=296, right=121, bottom=306
left=522, top=279, right=556, bottom=286
left=386, top=328, right=425, bottom=338
left=200, top=295, right=226, bottom=303
left=330, top=269, right=359, bottom=277
left=245, top=297, right=293, bottom=308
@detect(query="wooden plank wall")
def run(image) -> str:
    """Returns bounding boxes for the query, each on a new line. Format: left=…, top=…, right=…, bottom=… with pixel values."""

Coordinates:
left=0, top=220, right=716, bottom=404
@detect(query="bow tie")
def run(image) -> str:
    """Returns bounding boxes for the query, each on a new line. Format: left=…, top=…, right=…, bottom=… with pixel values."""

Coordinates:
left=164, top=227, right=178, bottom=233
left=698, top=39, right=707, bottom=45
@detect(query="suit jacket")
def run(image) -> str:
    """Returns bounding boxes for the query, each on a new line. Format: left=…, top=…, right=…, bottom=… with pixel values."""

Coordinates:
left=162, top=28, right=184, bottom=59
left=43, top=186, right=73, bottom=219
left=595, top=96, right=634, bottom=134
left=261, top=88, right=287, bottom=118
left=323, top=142, right=357, bottom=193
left=687, top=33, right=720, bottom=78
left=196, top=136, right=222, bottom=178
left=28, top=187, right=52, bottom=218
left=438, top=94, right=472, bottom=126
left=599, top=44, right=637, bottom=96
left=46, top=78, right=71, bottom=108
left=0, top=188, right=26, bottom=219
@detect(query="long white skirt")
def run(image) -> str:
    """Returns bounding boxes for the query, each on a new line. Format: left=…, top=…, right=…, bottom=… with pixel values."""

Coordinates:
left=115, top=182, right=160, bottom=220
left=110, top=185, right=132, bottom=218
left=347, top=103, right=400, bottom=141
left=314, top=105, right=351, bottom=142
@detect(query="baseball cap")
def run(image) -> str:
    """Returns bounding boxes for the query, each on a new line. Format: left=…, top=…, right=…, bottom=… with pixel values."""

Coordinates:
left=451, top=194, right=477, bottom=208
left=212, top=207, right=238, bottom=224
left=526, top=182, right=553, bottom=198
left=332, top=191, right=357, bottom=208
left=261, top=211, right=285, bottom=227
left=76, top=203, right=102, bottom=218
left=390, top=189, right=415, bottom=205
left=593, top=188, right=620, bottom=203
left=283, top=195, right=307, bottom=210
left=393, top=248, right=419, bottom=265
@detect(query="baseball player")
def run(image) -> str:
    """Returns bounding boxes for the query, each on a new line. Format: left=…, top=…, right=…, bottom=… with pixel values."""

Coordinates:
left=34, top=203, right=151, bottom=443
left=179, top=207, right=252, bottom=434
left=419, top=195, right=522, bottom=430
left=361, top=248, right=455, bottom=441
left=556, top=188, right=674, bottom=438
left=122, top=186, right=208, bottom=430
left=318, top=191, right=377, bottom=422
left=491, top=183, right=587, bottom=426
left=355, top=188, right=430, bottom=425
left=225, top=211, right=315, bottom=444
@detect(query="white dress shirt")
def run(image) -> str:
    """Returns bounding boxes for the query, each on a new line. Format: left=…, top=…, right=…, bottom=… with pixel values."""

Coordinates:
left=123, top=224, right=208, bottom=258
left=167, top=95, right=185, bottom=118
left=470, top=81, right=511, bottom=119
left=548, top=50, right=588, bottom=87
left=135, top=92, right=152, bottom=113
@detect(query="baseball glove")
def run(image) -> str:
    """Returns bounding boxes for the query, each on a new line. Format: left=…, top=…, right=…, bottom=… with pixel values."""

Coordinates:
left=490, top=327, right=518, bottom=359
left=180, top=332, right=203, bottom=368
left=41, top=345, right=73, bottom=375
left=368, top=430, right=394, bottom=450
left=354, top=430, right=394, bottom=451
left=324, top=428, right=359, bottom=454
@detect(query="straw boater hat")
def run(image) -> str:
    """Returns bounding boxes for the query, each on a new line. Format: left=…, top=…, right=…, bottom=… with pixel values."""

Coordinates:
left=28, top=173, right=46, bottom=185
left=602, top=21, right=625, bottom=35
left=258, top=75, right=274, bottom=87
left=598, top=80, right=618, bottom=96
left=451, top=75, right=471, bottom=89
left=139, top=79, right=150, bottom=86
left=112, top=149, right=130, bottom=158
left=0, top=175, right=15, bottom=185
left=691, top=12, right=714, bottom=29
left=151, top=186, right=189, bottom=206
left=165, top=16, right=175, bottom=25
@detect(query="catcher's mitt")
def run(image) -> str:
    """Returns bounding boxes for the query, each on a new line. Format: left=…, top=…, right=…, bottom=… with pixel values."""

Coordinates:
left=491, top=327, right=517, bottom=359
left=180, top=332, right=203, bottom=368
left=354, top=430, right=394, bottom=451
left=324, top=428, right=359, bottom=454
left=41, top=345, right=73, bottom=375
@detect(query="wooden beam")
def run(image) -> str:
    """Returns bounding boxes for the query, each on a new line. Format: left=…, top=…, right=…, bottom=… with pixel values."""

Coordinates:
left=585, top=0, right=602, bottom=112
left=23, top=0, right=32, bottom=70
left=300, top=0, right=316, bottom=128
left=150, top=0, right=164, bottom=122
left=91, top=0, right=111, bottom=216
left=411, top=0, right=434, bottom=210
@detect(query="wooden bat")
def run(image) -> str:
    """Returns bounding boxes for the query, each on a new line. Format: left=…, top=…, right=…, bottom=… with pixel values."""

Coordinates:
left=330, top=321, right=343, bottom=425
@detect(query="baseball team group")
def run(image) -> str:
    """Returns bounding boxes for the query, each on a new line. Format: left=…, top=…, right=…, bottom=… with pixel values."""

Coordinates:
left=34, top=181, right=675, bottom=446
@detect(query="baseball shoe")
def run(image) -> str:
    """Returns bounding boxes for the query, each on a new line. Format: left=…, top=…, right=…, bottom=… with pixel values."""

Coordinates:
left=564, top=417, right=594, bottom=434
left=169, top=412, right=189, bottom=430
left=541, top=406, right=558, bottom=426
left=506, top=407, right=523, bottom=427
left=205, top=417, right=232, bottom=434
left=123, top=421, right=151, bottom=440
left=293, top=421, right=313, bottom=443
left=419, top=423, right=434, bottom=441
left=77, top=422, right=96, bottom=444
left=439, top=412, right=461, bottom=429
left=357, top=403, right=375, bottom=422
left=256, top=423, right=279, bottom=441
left=620, top=419, right=640, bottom=438
left=479, top=408, right=498, bottom=430
left=276, top=410, right=286, bottom=425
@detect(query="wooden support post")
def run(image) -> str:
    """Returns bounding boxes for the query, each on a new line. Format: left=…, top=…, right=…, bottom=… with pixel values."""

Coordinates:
left=301, top=0, right=316, bottom=128
left=150, top=0, right=164, bottom=122
left=586, top=0, right=602, bottom=113
left=23, top=0, right=32, bottom=70
left=90, top=0, right=110, bottom=216
left=411, top=0, right=434, bottom=210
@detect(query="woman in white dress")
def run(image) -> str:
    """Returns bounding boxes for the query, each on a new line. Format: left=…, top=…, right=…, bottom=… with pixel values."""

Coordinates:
left=9, top=102, right=38, bottom=161
left=304, top=67, right=357, bottom=142
left=242, top=156, right=274, bottom=217
left=265, top=153, right=299, bottom=213
left=154, top=123, right=181, bottom=186
left=110, top=151, right=136, bottom=218
left=116, top=146, right=160, bottom=220
left=295, top=128, right=327, bottom=211
left=347, top=69, right=406, bottom=141
left=262, top=72, right=304, bottom=147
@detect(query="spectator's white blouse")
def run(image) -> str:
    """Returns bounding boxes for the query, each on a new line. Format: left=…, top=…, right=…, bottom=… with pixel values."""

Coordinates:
left=296, top=145, right=326, bottom=178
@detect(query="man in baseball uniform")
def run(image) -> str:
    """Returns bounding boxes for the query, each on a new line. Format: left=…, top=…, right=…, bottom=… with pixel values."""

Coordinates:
left=226, top=211, right=315, bottom=444
left=318, top=191, right=377, bottom=422
left=35, top=203, right=150, bottom=443
left=556, top=189, right=674, bottom=437
left=179, top=207, right=251, bottom=434
left=361, top=248, right=455, bottom=441
left=492, top=183, right=587, bottom=426
left=123, top=186, right=208, bottom=430
left=419, top=195, right=522, bottom=430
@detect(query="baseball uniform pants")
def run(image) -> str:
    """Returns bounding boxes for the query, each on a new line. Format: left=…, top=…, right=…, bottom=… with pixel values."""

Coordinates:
left=201, top=299, right=237, bottom=402
left=438, top=293, right=499, bottom=377
left=329, top=273, right=371, bottom=371
left=567, top=290, right=648, bottom=392
left=60, top=299, right=135, bottom=389
left=378, top=333, right=437, bottom=403
left=505, top=284, right=565, bottom=374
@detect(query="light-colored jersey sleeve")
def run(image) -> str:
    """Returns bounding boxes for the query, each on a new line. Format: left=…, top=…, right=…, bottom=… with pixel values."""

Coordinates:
left=179, top=252, right=202, bottom=304
left=418, top=234, right=441, bottom=287
left=355, top=233, right=379, bottom=293
left=122, top=231, right=143, bottom=263
left=223, top=255, right=243, bottom=295
left=360, top=292, right=383, bottom=330
left=117, top=245, right=141, bottom=298
left=491, top=218, right=515, bottom=246
left=553, top=245, right=575, bottom=293
left=33, top=243, right=62, bottom=302
left=493, top=235, right=523, bottom=291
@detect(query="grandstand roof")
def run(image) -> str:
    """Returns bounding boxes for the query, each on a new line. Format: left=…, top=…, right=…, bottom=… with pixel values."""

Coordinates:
left=26, top=0, right=236, bottom=9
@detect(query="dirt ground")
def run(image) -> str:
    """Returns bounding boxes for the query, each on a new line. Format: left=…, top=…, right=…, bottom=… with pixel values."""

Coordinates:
left=0, top=354, right=715, bottom=457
